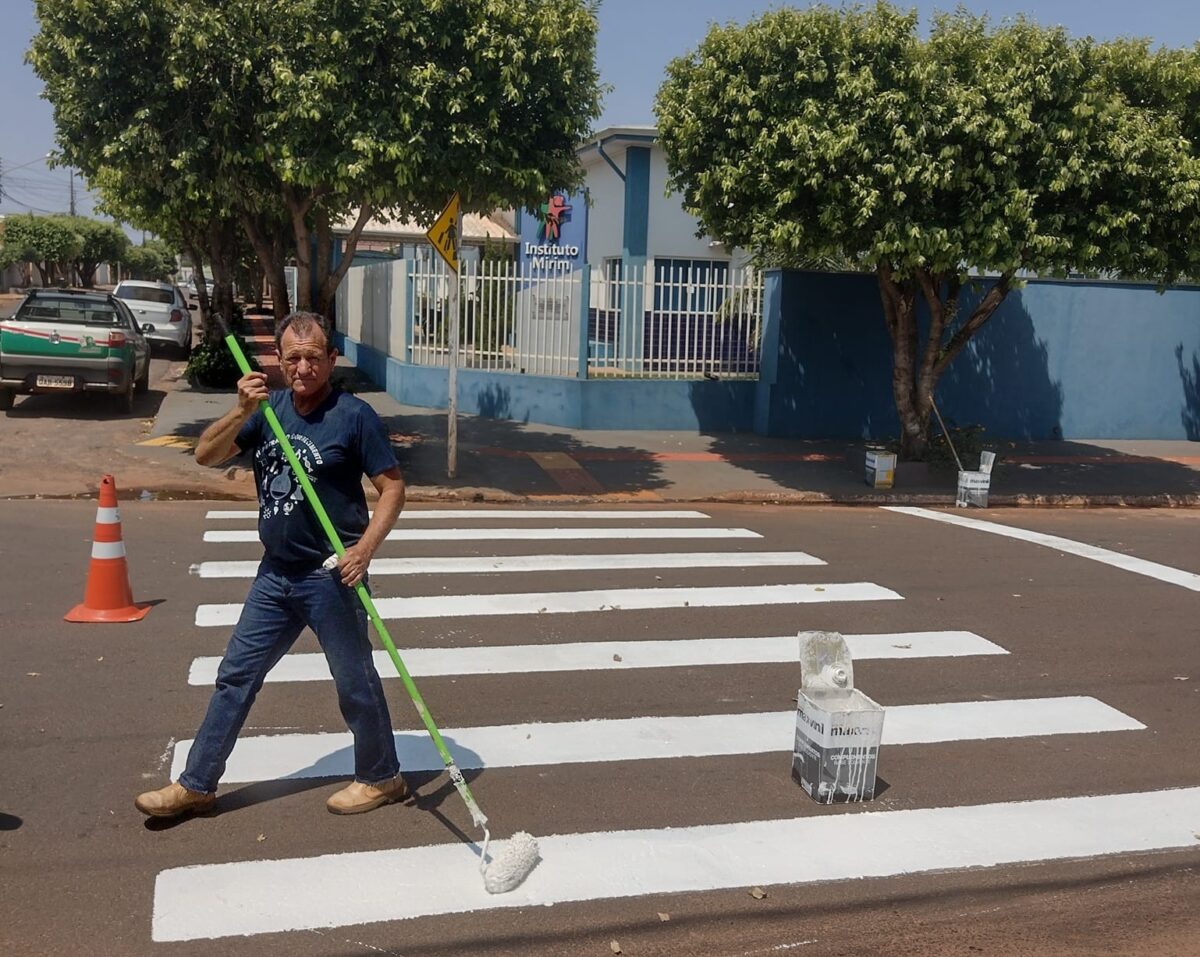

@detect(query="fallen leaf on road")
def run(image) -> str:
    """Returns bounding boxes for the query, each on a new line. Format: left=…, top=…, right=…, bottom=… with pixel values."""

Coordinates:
left=96, top=657, right=104, bottom=662
left=814, top=586, right=825, bottom=592
left=750, top=887, right=766, bottom=900
left=1174, top=676, right=1190, bottom=681
left=610, top=941, right=622, bottom=954
left=25, top=672, right=39, bottom=677
left=613, top=654, right=623, bottom=662
left=256, top=833, right=266, bottom=843
left=892, top=643, right=911, bottom=650
left=657, top=912, right=670, bottom=922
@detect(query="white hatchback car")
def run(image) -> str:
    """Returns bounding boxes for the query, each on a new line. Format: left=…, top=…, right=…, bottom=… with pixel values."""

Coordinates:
left=113, top=280, right=196, bottom=358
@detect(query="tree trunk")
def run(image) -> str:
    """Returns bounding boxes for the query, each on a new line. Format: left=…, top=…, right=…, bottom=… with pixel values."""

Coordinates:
left=877, top=265, right=1013, bottom=460
left=182, top=237, right=212, bottom=330
left=283, top=186, right=316, bottom=312
left=314, top=203, right=373, bottom=318
left=203, top=218, right=240, bottom=343
left=239, top=210, right=291, bottom=320
left=77, top=260, right=98, bottom=288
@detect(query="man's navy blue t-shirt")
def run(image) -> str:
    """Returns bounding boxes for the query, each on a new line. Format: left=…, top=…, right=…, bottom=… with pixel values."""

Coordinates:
left=235, top=388, right=397, bottom=571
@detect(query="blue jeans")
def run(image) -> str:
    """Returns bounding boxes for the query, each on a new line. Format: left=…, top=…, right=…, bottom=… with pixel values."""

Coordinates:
left=180, top=560, right=399, bottom=793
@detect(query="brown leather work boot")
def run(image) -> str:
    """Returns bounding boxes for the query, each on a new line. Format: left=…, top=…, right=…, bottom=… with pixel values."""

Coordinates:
left=135, top=781, right=217, bottom=818
left=326, top=775, right=409, bottom=815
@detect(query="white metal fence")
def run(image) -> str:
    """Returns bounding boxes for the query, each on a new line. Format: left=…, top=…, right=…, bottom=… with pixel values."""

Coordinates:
left=337, top=258, right=763, bottom=380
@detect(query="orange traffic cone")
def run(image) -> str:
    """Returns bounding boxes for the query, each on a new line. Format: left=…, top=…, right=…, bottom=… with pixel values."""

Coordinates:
left=65, top=474, right=151, bottom=623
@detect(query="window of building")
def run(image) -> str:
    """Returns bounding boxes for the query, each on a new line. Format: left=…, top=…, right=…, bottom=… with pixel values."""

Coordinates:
left=653, top=258, right=730, bottom=313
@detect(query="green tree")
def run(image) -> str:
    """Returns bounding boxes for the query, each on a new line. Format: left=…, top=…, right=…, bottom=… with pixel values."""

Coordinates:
left=656, top=4, right=1200, bottom=458
left=54, top=216, right=129, bottom=287
left=0, top=213, right=81, bottom=287
left=122, top=239, right=177, bottom=281
left=31, top=0, right=602, bottom=319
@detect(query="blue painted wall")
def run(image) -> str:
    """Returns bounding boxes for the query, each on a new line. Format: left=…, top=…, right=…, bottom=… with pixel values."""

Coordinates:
left=337, top=265, right=1200, bottom=440
left=762, top=270, right=1200, bottom=440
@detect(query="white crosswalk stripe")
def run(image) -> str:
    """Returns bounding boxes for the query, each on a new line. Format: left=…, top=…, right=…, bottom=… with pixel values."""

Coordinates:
left=206, top=509, right=713, bottom=521
left=169, top=696, right=1143, bottom=783
left=204, top=526, right=763, bottom=543
left=186, top=630, right=1008, bottom=685
left=149, top=505, right=1181, bottom=942
left=189, top=549, right=827, bottom=579
left=153, top=786, right=1200, bottom=941
left=194, top=581, right=903, bottom=627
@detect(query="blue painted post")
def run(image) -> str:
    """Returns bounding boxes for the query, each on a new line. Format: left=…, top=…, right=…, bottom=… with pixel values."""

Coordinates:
left=399, top=261, right=414, bottom=364
left=754, top=269, right=784, bottom=435
left=577, top=264, right=591, bottom=379
left=621, top=147, right=651, bottom=370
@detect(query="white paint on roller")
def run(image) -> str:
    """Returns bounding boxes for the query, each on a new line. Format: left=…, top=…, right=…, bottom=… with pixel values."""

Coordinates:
left=885, top=506, right=1200, bottom=592
left=190, top=550, right=827, bottom=579
left=91, top=540, right=126, bottom=559
left=203, top=527, right=762, bottom=544
left=205, top=509, right=712, bottom=521
left=187, top=631, right=1007, bottom=686
left=152, top=786, right=1200, bottom=940
left=169, top=696, right=1143, bottom=783
left=193, top=581, right=902, bottom=628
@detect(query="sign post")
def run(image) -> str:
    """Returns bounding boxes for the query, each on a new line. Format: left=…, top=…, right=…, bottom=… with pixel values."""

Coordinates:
left=426, top=193, right=461, bottom=478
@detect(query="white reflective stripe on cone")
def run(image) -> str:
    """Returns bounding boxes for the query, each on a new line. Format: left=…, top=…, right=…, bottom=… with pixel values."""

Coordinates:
left=96, top=507, right=120, bottom=524
left=92, top=540, right=127, bottom=560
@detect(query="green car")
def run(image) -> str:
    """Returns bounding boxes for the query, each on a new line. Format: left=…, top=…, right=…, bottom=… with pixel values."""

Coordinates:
left=0, top=288, right=151, bottom=414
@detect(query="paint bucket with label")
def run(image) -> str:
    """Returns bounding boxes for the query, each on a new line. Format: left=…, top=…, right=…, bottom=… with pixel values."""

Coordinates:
left=864, top=449, right=896, bottom=489
left=792, top=631, right=885, bottom=804
left=956, top=451, right=996, bottom=508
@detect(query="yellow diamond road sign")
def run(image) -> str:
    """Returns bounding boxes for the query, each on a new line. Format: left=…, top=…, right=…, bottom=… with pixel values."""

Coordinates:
left=426, top=193, right=460, bottom=273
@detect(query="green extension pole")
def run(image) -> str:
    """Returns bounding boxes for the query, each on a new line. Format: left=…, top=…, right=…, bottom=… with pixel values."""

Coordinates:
left=224, top=335, right=488, bottom=831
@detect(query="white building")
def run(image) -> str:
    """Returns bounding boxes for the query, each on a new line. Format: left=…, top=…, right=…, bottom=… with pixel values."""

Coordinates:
left=573, top=124, right=748, bottom=276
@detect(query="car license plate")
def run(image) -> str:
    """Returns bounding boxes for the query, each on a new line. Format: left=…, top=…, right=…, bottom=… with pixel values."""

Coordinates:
left=35, top=375, right=76, bottom=389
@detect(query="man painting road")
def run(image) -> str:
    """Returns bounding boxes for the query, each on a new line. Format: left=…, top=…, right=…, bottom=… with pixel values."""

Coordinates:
left=135, top=311, right=408, bottom=818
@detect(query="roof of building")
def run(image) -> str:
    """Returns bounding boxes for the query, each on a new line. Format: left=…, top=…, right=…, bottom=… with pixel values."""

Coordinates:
left=332, top=209, right=517, bottom=243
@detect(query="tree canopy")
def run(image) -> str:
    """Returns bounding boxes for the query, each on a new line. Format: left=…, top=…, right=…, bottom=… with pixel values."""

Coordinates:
left=656, top=2, right=1200, bottom=457
left=0, top=213, right=82, bottom=286
left=30, top=0, right=602, bottom=319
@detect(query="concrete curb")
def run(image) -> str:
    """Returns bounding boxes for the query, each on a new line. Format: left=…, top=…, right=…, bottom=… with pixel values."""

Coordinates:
left=402, top=486, right=1200, bottom=508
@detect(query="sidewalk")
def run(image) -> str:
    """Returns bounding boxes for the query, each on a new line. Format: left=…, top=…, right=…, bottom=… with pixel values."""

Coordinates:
left=131, top=315, right=1200, bottom=506
left=11, top=309, right=1200, bottom=504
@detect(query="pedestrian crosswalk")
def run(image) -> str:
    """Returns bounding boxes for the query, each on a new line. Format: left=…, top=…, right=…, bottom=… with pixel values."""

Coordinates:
left=151, top=505, right=1185, bottom=943
left=170, top=696, right=1142, bottom=784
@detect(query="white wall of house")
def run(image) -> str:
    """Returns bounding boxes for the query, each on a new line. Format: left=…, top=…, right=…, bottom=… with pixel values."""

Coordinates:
left=579, top=131, right=750, bottom=272
left=581, top=151, right=626, bottom=267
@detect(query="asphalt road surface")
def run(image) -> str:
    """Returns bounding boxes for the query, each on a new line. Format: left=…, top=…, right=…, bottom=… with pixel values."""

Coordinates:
left=1, top=503, right=1198, bottom=957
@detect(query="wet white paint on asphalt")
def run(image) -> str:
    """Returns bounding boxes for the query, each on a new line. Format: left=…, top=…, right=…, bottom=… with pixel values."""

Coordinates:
left=193, top=581, right=903, bottom=627
left=169, top=697, right=1144, bottom=783
left=152, top=786, right=1200, bottom=941
left=186, top=631, right=1007, bottom=685
left=885, top=506, right=1200, bottom=591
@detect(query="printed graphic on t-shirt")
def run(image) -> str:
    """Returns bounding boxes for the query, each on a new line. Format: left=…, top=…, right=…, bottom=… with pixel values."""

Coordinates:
left=256, top=433, right=325, bottom=520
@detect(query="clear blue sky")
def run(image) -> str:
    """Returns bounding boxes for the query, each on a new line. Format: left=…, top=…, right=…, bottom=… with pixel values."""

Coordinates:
left=2, top=0, right=1197, bottom=221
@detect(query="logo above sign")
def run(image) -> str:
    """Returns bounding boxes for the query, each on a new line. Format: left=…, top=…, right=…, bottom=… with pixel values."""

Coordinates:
left=520, top=190, right=587, bottom=272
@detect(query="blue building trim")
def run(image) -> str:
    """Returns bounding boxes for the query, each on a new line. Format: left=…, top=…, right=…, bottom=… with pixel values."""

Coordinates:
left=621, top=147, right=650, bottom=267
